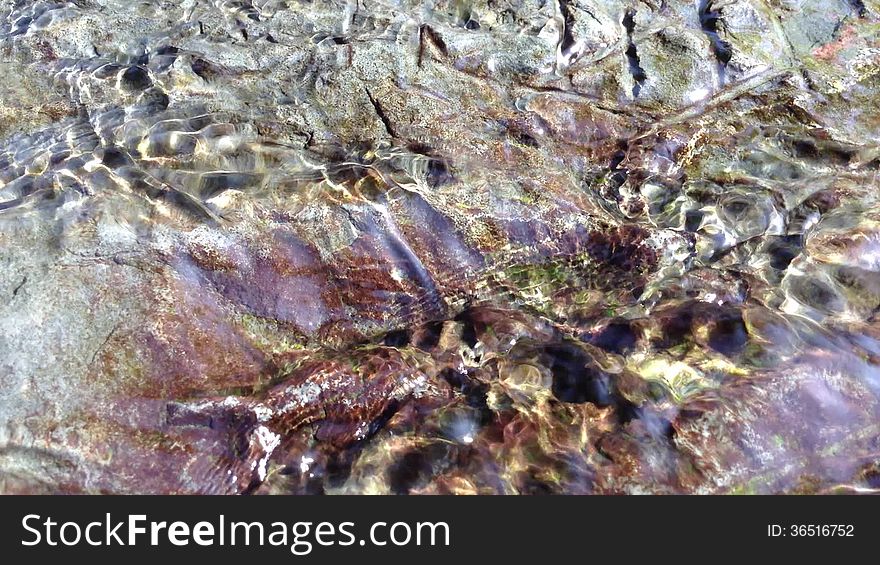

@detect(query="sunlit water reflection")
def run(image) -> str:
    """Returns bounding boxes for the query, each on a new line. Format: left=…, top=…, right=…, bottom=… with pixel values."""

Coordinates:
left=1, top=1, right=880, bottom=494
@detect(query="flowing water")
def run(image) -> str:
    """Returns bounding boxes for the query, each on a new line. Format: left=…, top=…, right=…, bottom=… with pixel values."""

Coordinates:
left=1, top=0, right=880, bottom=494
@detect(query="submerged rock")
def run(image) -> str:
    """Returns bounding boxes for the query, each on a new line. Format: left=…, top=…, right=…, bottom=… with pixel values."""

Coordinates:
left=1, top=1, right=880, bottom=494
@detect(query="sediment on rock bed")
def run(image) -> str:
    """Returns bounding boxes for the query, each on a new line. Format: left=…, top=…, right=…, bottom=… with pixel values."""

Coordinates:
left=1, top=1, right=880, bottom=494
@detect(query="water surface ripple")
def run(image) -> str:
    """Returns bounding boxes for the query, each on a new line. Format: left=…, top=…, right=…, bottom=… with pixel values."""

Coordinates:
left=1, top=0, right=880, bottom=494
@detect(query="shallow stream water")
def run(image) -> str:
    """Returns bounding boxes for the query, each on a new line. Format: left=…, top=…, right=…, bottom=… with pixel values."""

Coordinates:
left=1, top=1, right=880, bottom=494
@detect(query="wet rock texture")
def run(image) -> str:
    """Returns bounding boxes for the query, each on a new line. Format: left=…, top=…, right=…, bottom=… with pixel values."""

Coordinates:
left=2, top=1, right=880, bottom=494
